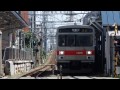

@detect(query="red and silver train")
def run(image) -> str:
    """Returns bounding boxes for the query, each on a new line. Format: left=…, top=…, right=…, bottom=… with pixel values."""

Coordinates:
left=56, top=25, right=96, bottom=73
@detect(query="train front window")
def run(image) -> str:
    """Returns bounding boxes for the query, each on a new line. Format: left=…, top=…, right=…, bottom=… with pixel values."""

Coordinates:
left=58, top=35, right=76, bottom=47
left=58, top=35, right=66, bottom=46
left=58, top=35, right=93, bottom=47
left=76, top=35, right=93, bottom=46
left=66, top=35, right=75, bottom=46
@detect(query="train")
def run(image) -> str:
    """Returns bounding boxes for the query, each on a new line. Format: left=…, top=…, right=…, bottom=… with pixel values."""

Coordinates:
left=56, top=25, right=96, bottom=73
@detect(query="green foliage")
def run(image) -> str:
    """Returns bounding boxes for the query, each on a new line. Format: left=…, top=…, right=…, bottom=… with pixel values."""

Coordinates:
left=25, top=32, right=32, bottom=48
left=25, top=32, right=39, bottom=48
left=25, top=32, right=32, bottom=39
left=40, top=49, right=46, bottom=59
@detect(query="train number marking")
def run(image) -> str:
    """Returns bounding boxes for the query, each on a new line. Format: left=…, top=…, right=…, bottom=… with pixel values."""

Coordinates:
left=76, top=52, right=83, bottom=54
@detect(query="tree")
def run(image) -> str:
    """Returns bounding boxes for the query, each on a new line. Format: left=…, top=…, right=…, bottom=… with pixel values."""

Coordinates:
left=25, top=32, right=32, bottom=48
left=25, top=32, right=39, bottom=48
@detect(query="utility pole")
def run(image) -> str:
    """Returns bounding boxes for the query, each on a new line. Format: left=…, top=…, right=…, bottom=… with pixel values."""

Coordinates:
left=23, top=33, right=26, bottom=60
left=0, top=30, right=3, bottom=77
left=33, top=11, right=37, bottom=66
left=29, top=11, right=90, bottom=65
left=42, top=11, right=48, bottom=56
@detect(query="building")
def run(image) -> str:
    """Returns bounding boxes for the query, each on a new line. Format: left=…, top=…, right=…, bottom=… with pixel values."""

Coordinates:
left=16, top=11, right=30, bottom=32
left=21, top=11, right=29, bottom=32
left=0, top=11, right=28, bottom=72
left=1, top=11, right=28, bottom=50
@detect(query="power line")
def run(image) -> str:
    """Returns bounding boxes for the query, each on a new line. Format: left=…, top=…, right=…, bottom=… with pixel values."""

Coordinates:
left=29, top=11, right=90, bottom=53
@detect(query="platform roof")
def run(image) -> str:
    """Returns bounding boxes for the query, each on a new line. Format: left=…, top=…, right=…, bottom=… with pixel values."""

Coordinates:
left=101, top=11, right=120, bottom=26
left=0, top=11, right=28, bottom=31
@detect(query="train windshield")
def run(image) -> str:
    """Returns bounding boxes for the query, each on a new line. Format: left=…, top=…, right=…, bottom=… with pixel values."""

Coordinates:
left=58, top=35, right=93, bottom=47
left=76, top=35, right=93, bottom=46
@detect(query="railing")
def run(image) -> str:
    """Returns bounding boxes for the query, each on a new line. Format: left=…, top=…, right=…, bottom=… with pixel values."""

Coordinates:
left=2, top=47, right=33, bottom=63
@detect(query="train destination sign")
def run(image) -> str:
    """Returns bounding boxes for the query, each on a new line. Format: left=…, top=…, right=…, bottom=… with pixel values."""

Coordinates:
left=59, top=28, right=93, bottom=33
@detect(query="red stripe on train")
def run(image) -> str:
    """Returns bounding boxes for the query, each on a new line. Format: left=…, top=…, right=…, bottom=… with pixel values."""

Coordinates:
left=57, top=50, right=94, bottom=55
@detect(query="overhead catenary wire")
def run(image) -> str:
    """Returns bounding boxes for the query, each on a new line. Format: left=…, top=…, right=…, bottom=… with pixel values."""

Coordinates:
left=29, top=11, right=90, bottom=56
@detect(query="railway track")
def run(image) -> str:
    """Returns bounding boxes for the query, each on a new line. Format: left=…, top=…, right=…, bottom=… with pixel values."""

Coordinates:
left=18, top=66, right=119, bottom=79
left=19, top=74, right=119, bottom=79
left=2, top=50, right=119, bottom=79
left=18, top=51, right=56, bottom=79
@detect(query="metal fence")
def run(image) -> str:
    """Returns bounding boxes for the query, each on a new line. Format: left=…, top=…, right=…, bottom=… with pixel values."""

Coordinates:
left=2, top=47, right=33, bottom=64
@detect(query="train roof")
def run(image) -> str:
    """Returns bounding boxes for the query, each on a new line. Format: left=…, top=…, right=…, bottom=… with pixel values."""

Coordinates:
left=57, top=25, right=93, bottom=29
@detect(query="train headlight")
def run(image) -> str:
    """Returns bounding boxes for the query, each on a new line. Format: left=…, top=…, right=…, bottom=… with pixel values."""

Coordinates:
left=86, top=51, right=92, bottom=55
left=59, top=51, right=64, bottom=55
